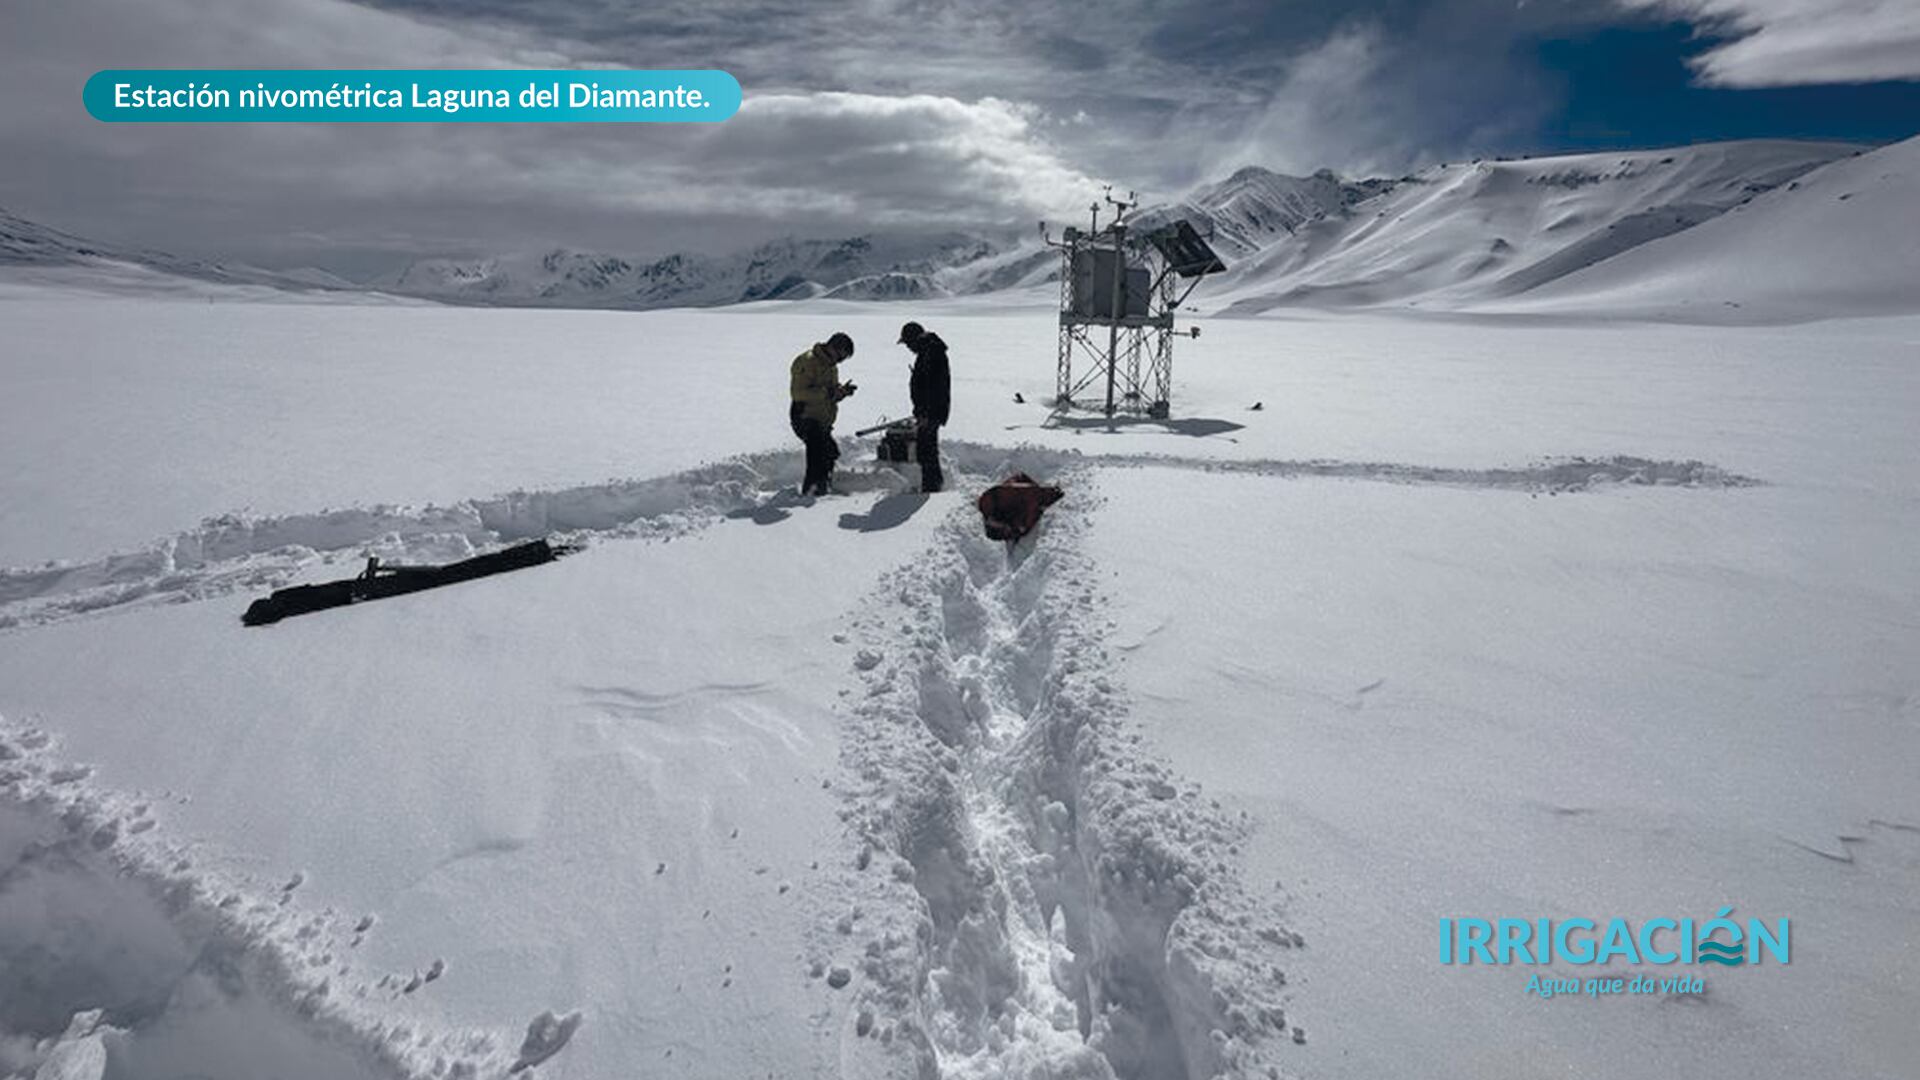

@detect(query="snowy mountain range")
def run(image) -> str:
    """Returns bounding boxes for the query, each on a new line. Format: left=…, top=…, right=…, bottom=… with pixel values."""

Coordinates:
left=5, top=134, right=1916, bottom=319
left=370, top=231, right=1056, bottom=309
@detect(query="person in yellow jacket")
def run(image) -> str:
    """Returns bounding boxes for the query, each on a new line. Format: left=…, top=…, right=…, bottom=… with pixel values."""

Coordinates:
left=789, top=332, right=857, bottom=495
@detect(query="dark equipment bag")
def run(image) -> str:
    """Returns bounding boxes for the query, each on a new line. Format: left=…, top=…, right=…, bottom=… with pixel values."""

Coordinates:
left=242, top=539, right=568, bottom=626
left=876, top=419, right=918, bottom=464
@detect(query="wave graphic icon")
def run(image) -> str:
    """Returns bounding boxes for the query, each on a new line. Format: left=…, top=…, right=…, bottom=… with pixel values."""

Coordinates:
left=1698, top=939, right=1745, bottom=966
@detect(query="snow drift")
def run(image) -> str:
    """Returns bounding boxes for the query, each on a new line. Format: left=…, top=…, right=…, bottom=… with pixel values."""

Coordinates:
left=0, top=717, right=562, bottom=1080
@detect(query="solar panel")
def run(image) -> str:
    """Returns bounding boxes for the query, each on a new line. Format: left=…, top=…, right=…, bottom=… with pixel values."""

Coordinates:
left=1147, top=220, right=1227, bottom=278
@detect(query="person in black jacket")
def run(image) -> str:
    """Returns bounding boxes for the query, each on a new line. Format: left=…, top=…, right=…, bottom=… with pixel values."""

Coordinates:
left=898, top=321, right=950, bottom=493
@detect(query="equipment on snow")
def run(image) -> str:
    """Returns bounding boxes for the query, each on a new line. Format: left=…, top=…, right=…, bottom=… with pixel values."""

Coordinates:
left=878, top=420, right=918, bottom=465
left=241, top=539, right=572, bottom=626
left=977, top=474, right=1063, bottom=543
left=1043, top=194, right=1225, bottom=418
left=854, top=418, right=919, bottom=464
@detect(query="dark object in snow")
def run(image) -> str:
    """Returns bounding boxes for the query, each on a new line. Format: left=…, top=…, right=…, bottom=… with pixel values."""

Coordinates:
left=877, top=420, right=918, bottom=464
left=511, top=1010, right=583, bottom=1074
left=241, top=539, right=571, bottom=626
left=1250, top=401, right=1264, bottom=411
left=853, top=418, right=918, bottom=464
left=1014, top=392, right=1026, bottom=404
left=1147, top=218, right=1229, bottom=278
left=977, top=473, right=1063, bottom=543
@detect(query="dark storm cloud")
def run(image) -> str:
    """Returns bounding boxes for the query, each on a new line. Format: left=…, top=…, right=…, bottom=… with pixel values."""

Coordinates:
left=0, top=0, right=1105, bottom=270
left=0, top=0, right=1911, bottom=273
left=334, top=0, right=1640, bottom=181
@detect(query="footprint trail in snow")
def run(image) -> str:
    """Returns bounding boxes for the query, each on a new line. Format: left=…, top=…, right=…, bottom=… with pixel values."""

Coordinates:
left=819, top=468, right=1305, bottom=1079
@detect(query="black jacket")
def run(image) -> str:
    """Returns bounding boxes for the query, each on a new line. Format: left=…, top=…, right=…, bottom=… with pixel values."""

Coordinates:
left=909, top=332, right=951, bottom=427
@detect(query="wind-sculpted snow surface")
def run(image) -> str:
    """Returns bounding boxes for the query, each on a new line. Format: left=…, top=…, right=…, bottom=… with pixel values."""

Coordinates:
left=0, top=716, right=574, bottom=1080
left=818, top=470, right=1304, bottom=1080
left=0, top=448, right=872, bottom=630
left=0, top=444, right=1753, bottom=632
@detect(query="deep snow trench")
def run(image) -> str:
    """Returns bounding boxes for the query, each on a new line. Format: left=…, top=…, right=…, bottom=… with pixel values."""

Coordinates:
left=0, top=442, right=1752, bottom=632
left=820, top=467, right=1303, bottom=1080
left=0, top=719, right=580, bottom=1080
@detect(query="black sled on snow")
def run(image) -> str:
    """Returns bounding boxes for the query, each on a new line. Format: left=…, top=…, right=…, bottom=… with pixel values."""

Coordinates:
left=242, top=539, right=571, bottom=626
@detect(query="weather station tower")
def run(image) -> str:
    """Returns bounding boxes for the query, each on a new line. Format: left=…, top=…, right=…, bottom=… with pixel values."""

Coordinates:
left=1043, top=188, right=1227, bottom=418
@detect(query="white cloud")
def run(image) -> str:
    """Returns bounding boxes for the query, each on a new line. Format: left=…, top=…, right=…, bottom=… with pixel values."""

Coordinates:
left=1228, top=25, right=1399, bottom=175
left=1617, top=0, right=1920, bottom=86
left=659, top=92, right=1098, bottom=223
left=1195, top=23, right=1545, bottom=182
left=0, top=0, right=1098, bottom=266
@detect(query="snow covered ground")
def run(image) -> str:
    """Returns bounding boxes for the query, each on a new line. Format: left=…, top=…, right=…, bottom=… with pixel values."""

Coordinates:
left=2, top=281, right=1916, bottom=1079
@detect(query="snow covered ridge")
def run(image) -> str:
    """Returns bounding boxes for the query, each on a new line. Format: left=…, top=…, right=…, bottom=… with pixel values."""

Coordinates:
left=821, top=471, right=1304, bottom=1079
left=0, top=208, right=353, bottom=294
left=369, top=137, right=1914, bottom=317
left=0, top=447, right=1756, bottom=632
left=372, top=232, right=1054, bottom=310
left=8, top=135, right=1915, bottom=320
left=0, top=717, right=579, bottom=1080
left=1190, top=138, right=1896, bottom=315
left=322, top=135, right=1920, bottom=318
left=1487, top=133, right=1920, bottom=321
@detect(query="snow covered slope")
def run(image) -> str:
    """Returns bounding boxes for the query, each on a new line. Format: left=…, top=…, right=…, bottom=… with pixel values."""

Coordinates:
left=0, top=209, right=118, bottom=266
left=1135, top=168, right=1396, bottom=258
left=1492, top=135, right=1920, bottom=320
left=0, top=207, right=348, bottom=296
left=1190, top=140, right=1870, bottom=314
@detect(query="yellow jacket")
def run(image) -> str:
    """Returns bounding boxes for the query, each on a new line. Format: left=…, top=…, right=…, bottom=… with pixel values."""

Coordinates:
left=790, top=345, right=841, bottom=426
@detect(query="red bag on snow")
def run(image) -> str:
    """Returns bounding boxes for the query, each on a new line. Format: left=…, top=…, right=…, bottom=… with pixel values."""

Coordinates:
left=976, top=473, right=1063, bottom=542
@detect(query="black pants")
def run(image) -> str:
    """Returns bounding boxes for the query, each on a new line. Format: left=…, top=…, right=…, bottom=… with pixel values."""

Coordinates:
left=791, top=404, right=839, bottom=494
left=916, top=420, right=943, bottom=493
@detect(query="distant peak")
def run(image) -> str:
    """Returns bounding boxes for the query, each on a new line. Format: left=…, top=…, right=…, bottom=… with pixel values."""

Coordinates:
left=1221, top=165, right=1347, bottom=183
left=1225, top=165, right=1280, bottom=183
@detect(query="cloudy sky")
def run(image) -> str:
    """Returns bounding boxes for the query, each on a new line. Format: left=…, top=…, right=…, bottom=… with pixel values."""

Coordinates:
left=2, top=0, right=1916, bottom=275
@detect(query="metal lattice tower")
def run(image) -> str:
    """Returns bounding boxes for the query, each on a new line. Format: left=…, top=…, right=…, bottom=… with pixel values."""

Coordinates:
left=1045, top=190, right=1224, bottom=418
